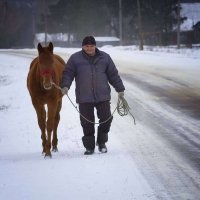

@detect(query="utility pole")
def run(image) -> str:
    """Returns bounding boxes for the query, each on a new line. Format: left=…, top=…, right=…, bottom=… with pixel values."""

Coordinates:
left=31, top=1, right=36, bottom=43
left=43, top=0, right=48, bottom=45
left=177, top=0, right=181, bottom=49
left=137, top=0, right=143, bottom=50
left=119, top=0, right=123, bottom=45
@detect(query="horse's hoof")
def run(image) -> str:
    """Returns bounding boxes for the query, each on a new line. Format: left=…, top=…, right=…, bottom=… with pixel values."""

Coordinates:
left=44, top=153, right=52, bottom=159
left=52, top=147, right=58, bottom=152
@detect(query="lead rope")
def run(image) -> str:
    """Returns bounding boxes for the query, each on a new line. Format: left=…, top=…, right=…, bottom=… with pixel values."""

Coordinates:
left=52, top=82, right=136, bottom=125
left=117, top=96, right=136, bottom=125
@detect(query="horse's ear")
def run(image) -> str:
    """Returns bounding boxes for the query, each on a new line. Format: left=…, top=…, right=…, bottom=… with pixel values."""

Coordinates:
left=48, top=42, right=53, bottom=53
left=37, top=43, right=43, bottom=54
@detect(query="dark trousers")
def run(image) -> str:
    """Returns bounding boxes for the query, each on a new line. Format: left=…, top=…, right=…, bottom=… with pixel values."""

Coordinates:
left=79, top=101, right=113, bottom=150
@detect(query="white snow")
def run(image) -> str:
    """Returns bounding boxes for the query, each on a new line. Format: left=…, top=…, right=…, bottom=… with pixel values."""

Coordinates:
left=0, top=45, right=200, bottom=200
left=95, top=37, right=120, bottom=42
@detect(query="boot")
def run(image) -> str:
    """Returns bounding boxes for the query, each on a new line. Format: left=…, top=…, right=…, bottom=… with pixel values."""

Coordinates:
left=97, top=143, right=107, bottom=153
left=84, top=149, right=94, bottom=155
left=82, top=135, right=95, bottom=155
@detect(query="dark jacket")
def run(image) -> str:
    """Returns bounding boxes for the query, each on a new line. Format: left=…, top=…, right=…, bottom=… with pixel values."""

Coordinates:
left=61, top=48, right=125, bottom=103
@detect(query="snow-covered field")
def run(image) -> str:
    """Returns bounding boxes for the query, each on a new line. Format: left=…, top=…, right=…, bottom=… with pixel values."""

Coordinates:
left=0, top=45, right=200, bottom=200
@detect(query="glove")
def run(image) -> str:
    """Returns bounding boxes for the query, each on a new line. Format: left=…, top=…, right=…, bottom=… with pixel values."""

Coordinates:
left=61, top=87, right=68, bottom=95
left=118, top=91, right=124, bottom=98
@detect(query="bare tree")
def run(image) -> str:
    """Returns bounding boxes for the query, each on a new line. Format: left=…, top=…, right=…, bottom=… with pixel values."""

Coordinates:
left=137, top=0, right=143, bottom=50
left=43, top=0, right=48, bottom=45
left=37, top=0, right=60, bottom=45
left=177, top=0, right=181, bottom=49
left=119, top=0, right=123, bottom=45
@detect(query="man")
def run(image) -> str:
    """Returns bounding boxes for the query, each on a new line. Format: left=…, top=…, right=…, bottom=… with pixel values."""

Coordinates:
left=61, top=36, right=125, bottom=155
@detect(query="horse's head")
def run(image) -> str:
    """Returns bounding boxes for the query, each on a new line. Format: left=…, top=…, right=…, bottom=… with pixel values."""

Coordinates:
left=38, top=42, right=55, bottom=90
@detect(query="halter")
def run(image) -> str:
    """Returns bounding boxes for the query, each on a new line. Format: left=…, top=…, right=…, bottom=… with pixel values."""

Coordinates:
left=40, top=69, right=55, bottom=81
left=40, top=69, right=53, bottom=76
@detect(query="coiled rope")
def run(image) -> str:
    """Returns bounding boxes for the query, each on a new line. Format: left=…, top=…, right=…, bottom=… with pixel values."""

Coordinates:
left=52, top=82, right=136, bottom=125
left=117, top=96, right=136, bottom=125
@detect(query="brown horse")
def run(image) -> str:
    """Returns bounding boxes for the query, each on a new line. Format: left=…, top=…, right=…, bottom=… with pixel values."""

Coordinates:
left=27, top=42, right=65, bottom=157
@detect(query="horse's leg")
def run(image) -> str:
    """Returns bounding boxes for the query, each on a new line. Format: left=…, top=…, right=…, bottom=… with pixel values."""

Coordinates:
left=52, top=100, right=62, bottom=152
left=45, top=101, right=57, bottom=157
left=32, top=98, right=46, bottom=154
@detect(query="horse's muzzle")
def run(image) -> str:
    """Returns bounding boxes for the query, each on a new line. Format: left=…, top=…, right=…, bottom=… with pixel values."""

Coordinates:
left=43, top=79, right=53, bottom=90
left=40, top=69, right=55, bottom=90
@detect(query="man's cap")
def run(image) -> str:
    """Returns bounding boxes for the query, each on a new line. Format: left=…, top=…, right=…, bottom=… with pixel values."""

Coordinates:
left=82, top=36, right=96, bottom=46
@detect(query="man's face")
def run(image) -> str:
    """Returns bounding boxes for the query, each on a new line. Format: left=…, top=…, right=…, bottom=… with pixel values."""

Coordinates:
left=82, top=45, right=96, bottom=56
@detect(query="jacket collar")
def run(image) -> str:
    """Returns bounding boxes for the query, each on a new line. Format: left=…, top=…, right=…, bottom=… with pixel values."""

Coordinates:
left=82, top=48, right=100, bottom=57
left=82, top=48, right=102, bottom=64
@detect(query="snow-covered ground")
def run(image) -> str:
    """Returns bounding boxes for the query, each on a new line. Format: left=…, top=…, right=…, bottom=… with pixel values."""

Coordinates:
left=0, top=45, right=200, bottom=200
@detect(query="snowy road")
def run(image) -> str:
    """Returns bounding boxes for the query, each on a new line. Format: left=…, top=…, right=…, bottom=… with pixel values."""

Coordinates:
left=0, top=48, right=200, bottom=200
left=107, top=47, right=200, bottom=199
left=115, top=62, right=200, bottom=199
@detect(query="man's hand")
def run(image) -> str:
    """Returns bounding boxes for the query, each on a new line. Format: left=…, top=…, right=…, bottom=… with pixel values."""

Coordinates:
left=61, top=87, right=68, bottom=95
left=118, top=91, right=124, bottom=98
